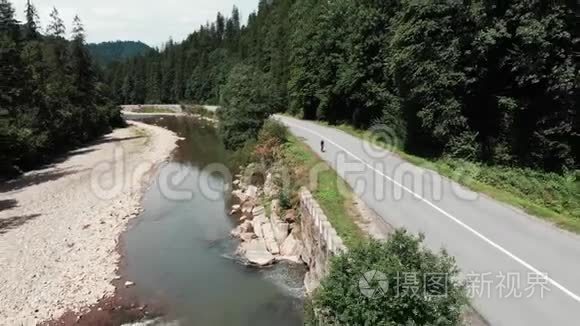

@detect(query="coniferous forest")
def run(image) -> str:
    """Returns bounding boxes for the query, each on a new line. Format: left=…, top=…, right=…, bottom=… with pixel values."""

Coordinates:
left=108, top=0, right=579, bottom=172
left=0, top=0, right=124, bottom=177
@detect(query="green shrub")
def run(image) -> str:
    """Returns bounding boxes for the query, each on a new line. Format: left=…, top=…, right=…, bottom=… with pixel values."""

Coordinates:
left=258, top=119, right=289, bottom=144
left=228, top=139, right=257, bottom=172
left=279, top=188, right=293, bottom=210
left=309, top=230, right=467, bottom=326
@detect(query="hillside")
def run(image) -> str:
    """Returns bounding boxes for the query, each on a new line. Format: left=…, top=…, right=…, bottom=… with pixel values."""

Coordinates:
left=88, top=41, right=153, bottom=65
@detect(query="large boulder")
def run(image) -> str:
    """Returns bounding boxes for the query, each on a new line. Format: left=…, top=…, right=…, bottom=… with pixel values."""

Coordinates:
left=261, top=221, right=280, bottom=255
left=232, top=189, right=247, bottom=203
left=230, top=220, right=253, bottom=238
left=280, top=229, right=303, bottom=257
left=246, top=185, right=259, bottom=200
left=272, top=222, right=290, bottom=245
left=252, top=213, right=267, bottom=239
left=276, top=255, right=303, bottom=264
left=237, top=239, right=275, bottom=266
left=241, top=220, right=253, bottom=233
left=239, top=232, right=256, bottom=242
left=241, top=200, right=254, bottom=215
left=252, top=205, right=265, bottom=217
left=229, top=204, right=241, bottom=215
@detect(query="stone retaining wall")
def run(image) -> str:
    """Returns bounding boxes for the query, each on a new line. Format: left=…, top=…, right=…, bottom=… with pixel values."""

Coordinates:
left=299, top=187, right=347, bottom=293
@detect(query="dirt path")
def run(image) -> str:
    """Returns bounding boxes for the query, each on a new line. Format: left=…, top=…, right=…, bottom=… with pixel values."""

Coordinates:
left=0, top=122, right=178, bottom=325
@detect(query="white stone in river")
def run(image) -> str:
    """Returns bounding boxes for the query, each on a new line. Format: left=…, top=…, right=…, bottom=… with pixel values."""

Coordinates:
left=252, top=214, right=266, bottom=239
left=280, top=231, right=304, bottom=257
left=239, top=239, right=275, bottom=266
left=261, top=221, right=280, bottom=255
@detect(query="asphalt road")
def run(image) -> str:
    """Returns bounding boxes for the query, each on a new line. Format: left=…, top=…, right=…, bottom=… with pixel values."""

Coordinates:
left=276, top=115, right=580, bottom=326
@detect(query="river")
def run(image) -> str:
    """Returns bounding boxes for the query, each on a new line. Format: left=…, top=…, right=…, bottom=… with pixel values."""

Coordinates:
left=121, top=115, right=305, bottom=325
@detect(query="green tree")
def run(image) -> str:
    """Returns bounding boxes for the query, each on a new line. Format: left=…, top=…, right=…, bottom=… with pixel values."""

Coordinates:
left=1, top=0, right=122, bottom=177
left=68, top=15, right=95, bottom=105
left=390, top=0, right=479, bottom=159
left=46, top=7, right=65, bottom=38
left=0, top=0, right=18, bottom=39
left=218, top=64, right=278, bottom=149
left=216, top=12, right=225, bottom=41
left=0, top=0, right=23, bottom=114
left=464, top=0, right=578, bottom=170
left=23, top=0, right=39, bottom=40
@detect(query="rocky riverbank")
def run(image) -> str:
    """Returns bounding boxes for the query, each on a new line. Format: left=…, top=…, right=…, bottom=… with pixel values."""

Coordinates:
left=0, top=122, right=179, bottom=324
left=229, top=172, right=304, bottom=267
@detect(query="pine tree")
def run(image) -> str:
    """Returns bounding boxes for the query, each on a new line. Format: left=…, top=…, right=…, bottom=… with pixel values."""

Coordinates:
left=68, top=15, right=95, bottom=105
left=24, top=0, right=39, bottom=40
left=0, top=0, right=23, bottom=114
left=226, top=6, right=241, bottom=54
left=71, top=15, right=85, bottom=42
left=216, top=12, right=225, bottom=41
left=46, top=7, right=65, bottom=38
left=0, top=0, right=18, bottom=39
left=231, top=6, right=240, bottom=33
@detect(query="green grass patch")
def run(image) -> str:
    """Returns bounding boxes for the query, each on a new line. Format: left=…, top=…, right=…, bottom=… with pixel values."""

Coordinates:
left=135, top=106, right=177, bottom=114
left=317, top=121, right=580, bottom=233
left=181, top=104, right=217, bottom=119
left=282, top=136, right=366, bottom=248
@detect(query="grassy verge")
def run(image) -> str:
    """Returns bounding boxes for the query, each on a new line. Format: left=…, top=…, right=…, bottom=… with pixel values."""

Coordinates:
left=181, top=104, right=217, bottom=119
left=316, top=122, right=580, bottom=233
left=282, top=135, right=366, bottom=248
left=135, top=106, right=177, bottom=114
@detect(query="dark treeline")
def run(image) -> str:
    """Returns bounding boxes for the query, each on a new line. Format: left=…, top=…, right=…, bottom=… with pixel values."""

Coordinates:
left=108, top=0, right=579, bottom=172
left=0, top=0, right=123, bottom=177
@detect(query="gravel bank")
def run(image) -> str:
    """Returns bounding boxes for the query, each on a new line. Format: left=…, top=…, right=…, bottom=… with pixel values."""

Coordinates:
left=0, top=121, right=178, bottom=325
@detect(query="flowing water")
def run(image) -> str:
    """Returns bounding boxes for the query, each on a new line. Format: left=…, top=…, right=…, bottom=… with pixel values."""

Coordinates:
left=121, top=116, right=305, bottom=326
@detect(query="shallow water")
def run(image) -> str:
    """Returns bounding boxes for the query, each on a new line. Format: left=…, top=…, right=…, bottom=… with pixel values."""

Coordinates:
left=121, top=116, right=304, bottom=326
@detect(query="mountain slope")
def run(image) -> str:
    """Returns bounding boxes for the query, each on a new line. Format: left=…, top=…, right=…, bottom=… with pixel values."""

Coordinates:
left=88, top=41, right=153, bottom=65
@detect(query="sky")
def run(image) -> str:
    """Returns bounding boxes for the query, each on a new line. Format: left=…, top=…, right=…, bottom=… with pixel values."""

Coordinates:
left=12, top=0, right=259, bottom=47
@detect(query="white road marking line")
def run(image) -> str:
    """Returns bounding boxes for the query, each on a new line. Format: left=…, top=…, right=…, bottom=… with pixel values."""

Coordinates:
left=281, top=117, right=580, bottom=304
